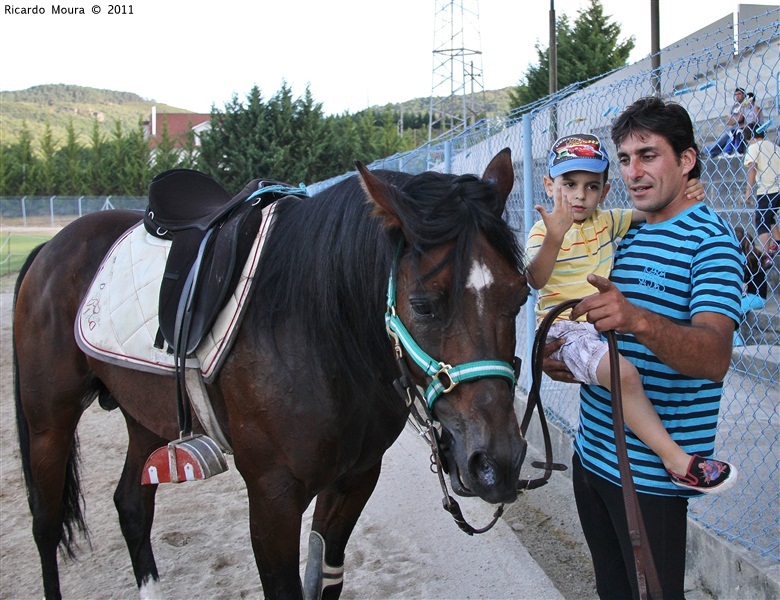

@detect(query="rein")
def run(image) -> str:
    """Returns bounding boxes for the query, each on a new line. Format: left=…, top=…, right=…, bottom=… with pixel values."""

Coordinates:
left=536, top=299, right=662, bottom=600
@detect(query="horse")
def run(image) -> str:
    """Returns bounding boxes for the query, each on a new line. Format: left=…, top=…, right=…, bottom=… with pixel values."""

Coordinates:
left=13, top=148, right=530, bottom=599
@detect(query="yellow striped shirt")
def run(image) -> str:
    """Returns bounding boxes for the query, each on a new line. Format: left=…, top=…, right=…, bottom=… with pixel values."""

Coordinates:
left=526, top=208, right=634, bottom=324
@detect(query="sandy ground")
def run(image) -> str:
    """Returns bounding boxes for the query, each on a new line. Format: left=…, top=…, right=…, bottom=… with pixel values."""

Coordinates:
left=0, top=273, right=597, bottom=600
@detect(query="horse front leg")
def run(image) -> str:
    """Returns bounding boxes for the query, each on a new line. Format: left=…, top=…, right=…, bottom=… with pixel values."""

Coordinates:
left=114, top=413, right=167, bottom=599
left=304, top=462, right=383, bottom=600
left=242, top=473, right=310, bottom=599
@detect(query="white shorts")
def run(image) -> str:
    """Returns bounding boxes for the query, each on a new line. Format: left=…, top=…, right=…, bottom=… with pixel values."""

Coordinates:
left=545, top=320, right=609, bottom=385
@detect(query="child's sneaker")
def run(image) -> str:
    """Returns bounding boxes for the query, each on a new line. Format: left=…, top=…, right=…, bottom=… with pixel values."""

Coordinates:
left=667, top=455, right=737, bottom=494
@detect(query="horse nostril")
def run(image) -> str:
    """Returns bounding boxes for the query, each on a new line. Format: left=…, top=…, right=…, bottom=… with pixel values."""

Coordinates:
left=470, top=452, right=498, bottom=488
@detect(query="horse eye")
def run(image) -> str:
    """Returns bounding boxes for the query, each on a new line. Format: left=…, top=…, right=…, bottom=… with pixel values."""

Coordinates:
left=410, top=298, right=436, bottom=319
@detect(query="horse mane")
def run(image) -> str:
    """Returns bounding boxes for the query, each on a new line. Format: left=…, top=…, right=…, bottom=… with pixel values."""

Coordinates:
left=247, top=168, right=523, bottom=398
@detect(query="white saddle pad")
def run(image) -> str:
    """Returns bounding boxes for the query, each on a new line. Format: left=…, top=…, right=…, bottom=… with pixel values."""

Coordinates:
left=75, top=202, right=278, bottom=382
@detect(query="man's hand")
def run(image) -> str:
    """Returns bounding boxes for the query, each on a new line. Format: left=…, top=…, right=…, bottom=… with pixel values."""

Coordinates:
left=570, top=274, right=643, bottom=335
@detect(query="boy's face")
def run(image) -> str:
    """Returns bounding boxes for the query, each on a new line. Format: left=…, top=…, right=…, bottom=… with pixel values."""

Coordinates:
left=543, top=170, right=610, bottom=223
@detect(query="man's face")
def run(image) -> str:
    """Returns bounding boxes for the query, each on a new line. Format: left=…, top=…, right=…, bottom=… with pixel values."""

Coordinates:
left=615, top=131, right=696, bottom=223
left=734, top=90, right=745, bottom=103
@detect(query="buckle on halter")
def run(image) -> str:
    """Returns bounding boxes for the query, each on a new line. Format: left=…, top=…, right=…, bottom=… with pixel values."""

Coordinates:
left=434, top=363, right=456, bottom=393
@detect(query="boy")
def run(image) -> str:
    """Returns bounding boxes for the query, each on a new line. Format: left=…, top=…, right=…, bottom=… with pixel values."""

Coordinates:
left=525, top=133, right=736, bottom=493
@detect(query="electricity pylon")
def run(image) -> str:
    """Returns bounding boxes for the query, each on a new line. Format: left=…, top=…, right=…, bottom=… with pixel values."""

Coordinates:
left=428, top=0, right=487, bottom=142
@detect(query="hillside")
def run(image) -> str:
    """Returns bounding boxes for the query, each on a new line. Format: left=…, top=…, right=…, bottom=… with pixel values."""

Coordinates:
left=0, top=84, right=193, bottom=148
left=0, top=83, right=516, bottom=150
left=376, top=86, right=514, bottom=120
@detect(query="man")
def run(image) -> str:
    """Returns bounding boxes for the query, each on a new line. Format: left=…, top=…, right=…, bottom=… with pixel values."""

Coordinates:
left=544, top=97, right=744, bottom=599
left=743, top=123, right=780, bottom=268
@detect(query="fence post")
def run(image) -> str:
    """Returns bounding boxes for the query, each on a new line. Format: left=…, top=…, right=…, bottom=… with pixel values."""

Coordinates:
left=522, top=113, right=537, bottom=392
left=444, top=140, right=453, bottom=174
left=49, top=196, right=56, bottom=226
left=20, top=196, right=27, bottom=227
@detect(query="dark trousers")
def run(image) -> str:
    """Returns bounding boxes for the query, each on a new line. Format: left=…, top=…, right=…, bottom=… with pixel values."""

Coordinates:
left=572, top=454, right=689, bottom=599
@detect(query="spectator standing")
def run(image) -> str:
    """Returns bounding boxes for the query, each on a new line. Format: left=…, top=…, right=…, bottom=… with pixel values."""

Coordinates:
left=743, top=124, right=780, bottom=268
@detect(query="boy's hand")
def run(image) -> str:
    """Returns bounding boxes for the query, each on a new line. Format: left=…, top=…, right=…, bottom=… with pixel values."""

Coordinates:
left=534, top=185, right=573, bottom=241
left=685, top=178, right=706, bottom=202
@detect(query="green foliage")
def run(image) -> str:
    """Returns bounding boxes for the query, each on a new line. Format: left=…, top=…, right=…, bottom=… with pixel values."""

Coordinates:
left=509, top=0, right=635, bottom=110
left=0, top=82, right=516, bottom=195
left=152, top=120, right=180, bottom=174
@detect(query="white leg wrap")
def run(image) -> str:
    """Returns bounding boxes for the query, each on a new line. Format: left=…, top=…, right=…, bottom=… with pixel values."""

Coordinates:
left=303, top=531, right=344, bottom=600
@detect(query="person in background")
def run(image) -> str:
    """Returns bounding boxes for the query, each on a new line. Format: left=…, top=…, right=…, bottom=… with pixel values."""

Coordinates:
left=524, top=133, right=732, bottom=492
left=732, top=226, right=767, bottom=346
left=707, top=87, right=757, bottom=158
left=743, top=123, right=780, bottom=268
left=543, top=97, right=744, bottom=599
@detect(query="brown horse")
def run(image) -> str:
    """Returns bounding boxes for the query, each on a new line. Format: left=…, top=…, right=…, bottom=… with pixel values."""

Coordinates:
left=13, top=149, right=530, bottom=599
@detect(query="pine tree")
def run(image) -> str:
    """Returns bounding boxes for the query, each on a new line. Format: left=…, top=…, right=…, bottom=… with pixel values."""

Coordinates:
left=152, top=118, right=180, bottom=175
left=59, top=120, right=86, bottom=194
left=2, top=121, right=37, bottom=195
left=38, top=122, right=59, bottom=195
left=509, top=0, right=634, bottom=110
left=87, top=117, right=110, bottom=195
left=121, top=119, right=152, bottom=195
left=291, top=85, right=330, bottom=184
left=178, top=127, right=199, bottom=170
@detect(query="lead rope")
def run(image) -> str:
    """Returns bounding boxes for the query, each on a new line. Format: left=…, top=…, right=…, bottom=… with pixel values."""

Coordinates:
left=605, top=328, right=663, bottom=600
left=535, top=299, right=662, bottom=600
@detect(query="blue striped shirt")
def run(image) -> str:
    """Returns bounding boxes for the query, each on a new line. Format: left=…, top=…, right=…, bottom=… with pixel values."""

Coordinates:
left=573, top=203, right=744, bottom=496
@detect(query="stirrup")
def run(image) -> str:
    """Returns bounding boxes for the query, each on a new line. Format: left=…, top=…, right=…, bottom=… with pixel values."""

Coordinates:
left=141, top=434, right=228, bottom=484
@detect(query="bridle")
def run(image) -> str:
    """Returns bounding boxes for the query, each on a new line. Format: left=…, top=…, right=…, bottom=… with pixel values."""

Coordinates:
left=386, top=249, right=662, bottom=597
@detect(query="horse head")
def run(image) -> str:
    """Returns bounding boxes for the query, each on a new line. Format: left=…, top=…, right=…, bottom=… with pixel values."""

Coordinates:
left=357, top=149, right=531, bottom=504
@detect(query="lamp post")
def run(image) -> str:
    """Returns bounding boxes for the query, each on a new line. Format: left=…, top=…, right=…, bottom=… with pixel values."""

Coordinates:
left=549, top=0, right=558, bottom=141
left=651, top=0, right=661, bottom=95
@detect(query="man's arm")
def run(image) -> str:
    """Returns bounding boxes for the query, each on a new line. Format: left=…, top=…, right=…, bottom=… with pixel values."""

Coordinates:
left=570, top=275, right=735, bottom=381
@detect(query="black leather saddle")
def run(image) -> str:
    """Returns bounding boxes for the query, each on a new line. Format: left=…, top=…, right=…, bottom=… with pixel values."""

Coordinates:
left=144, top=169, right=306, bottom=356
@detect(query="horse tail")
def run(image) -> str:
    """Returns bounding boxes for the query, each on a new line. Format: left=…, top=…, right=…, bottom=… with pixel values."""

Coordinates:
left=13, top=242, right=89, bottom=558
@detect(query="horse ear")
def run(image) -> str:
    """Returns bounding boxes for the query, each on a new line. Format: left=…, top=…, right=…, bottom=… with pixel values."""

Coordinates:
left=356, top=161, right=403, bottom=230
left=481, top=148, right=515, bottom=212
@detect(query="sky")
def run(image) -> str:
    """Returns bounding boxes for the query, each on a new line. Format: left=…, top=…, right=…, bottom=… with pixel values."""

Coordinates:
left=0, top=0, right=776, bottom=116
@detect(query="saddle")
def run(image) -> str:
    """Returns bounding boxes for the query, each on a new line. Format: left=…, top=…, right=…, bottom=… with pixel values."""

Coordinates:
left=144, top=169, right=306, bottom=355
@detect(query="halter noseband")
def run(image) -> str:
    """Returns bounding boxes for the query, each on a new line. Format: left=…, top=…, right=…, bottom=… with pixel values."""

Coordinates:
left=384, top=245, right=517, bottom=412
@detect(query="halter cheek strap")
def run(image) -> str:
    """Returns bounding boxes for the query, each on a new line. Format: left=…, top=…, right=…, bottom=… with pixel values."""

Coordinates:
left=385, top=308, right=516, bottom=409
left=384, top=246, right=516, bottom=411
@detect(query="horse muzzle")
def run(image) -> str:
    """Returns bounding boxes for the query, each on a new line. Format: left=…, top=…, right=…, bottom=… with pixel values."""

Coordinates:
left=437, top=424, right=527, bottom=504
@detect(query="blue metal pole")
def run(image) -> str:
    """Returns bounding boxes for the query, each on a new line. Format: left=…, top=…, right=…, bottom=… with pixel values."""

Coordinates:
left=522, top=113, right=537, bottom=393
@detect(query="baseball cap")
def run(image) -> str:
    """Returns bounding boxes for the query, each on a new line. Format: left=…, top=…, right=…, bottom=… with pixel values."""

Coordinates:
left=548, top=134, right=610, bottom=178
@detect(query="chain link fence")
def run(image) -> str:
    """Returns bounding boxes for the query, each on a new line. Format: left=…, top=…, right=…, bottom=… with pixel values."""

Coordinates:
left=313, top=6, right=780, bottom=567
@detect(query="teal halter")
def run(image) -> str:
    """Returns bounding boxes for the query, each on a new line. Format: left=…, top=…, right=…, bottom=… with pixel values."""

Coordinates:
left=384, top=246, right=517, bottom=411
